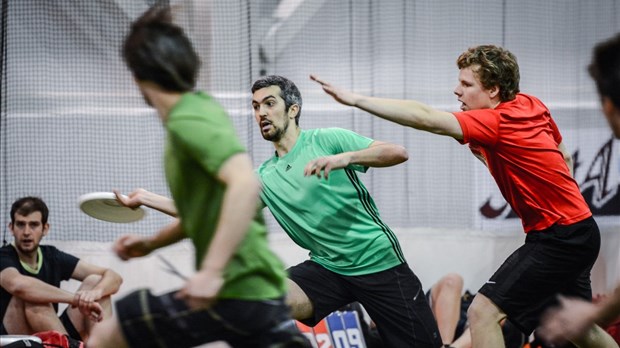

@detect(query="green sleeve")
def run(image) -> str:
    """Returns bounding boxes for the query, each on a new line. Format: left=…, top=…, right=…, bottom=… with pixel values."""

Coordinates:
left=167, top=113, right=245, bottom=174
left=315, top=127, right=373, bottom=172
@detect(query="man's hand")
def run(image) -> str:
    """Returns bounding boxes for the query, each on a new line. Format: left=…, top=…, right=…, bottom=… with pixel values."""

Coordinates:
left=310, top=75, right=361, bottom=106
left=113, top=234, right=153, bottom=260
left=304, top=154, right=350, bottom=179
left=72, top=294, right=104, bottom=322
left=74, top=288, right=103, bottom=310
left=538, top=296, right=598, bottom=345
left=175, top=269, right=224, bottom=310
left=113, top=188, right=148, bottom=209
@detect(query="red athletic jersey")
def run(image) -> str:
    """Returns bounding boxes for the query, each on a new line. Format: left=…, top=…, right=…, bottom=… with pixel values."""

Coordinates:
left=453, top=93, right=591, bottom=232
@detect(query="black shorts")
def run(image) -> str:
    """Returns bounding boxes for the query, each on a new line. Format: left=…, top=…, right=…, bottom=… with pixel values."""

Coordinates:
left=479, top=216, right=600, bottom=335
left=288, top=260, right=442, bottom=348
left=59, top=309, right=82, bottom=341
left=115, top=289, right=310, bottom=348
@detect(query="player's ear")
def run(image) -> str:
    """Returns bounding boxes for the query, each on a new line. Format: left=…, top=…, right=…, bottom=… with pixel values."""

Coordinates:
left=602, top=96, right=618, bottom=118
left=42, top=223, right=50, bottom=237
left=288, top=104, right=300, bottom=119
left=488, top=85, right=500, bottom=99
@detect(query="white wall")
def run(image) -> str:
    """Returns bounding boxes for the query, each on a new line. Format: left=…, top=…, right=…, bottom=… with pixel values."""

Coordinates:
left=55, top=226, right=620, bottom=300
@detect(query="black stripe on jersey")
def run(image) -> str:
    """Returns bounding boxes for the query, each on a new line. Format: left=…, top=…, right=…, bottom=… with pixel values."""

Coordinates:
left=345, top=169, right=405, bottom=263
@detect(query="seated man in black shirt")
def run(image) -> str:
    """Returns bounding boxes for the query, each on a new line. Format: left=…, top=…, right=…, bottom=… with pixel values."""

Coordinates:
left=0, top=197, right=122, bottom=343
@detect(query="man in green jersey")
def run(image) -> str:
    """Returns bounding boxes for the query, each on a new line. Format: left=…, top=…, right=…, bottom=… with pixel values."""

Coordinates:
left=252, top=75, right=442, bottom=348
left=87, top=6, right=308, bottom=348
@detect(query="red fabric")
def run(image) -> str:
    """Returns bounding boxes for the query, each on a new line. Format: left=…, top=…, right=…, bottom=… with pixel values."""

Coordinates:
left=32, top=330, right=83, bottom=348
left=453, top=93, right=591, bottom=232
left=606, top=319, right=620, bottom=344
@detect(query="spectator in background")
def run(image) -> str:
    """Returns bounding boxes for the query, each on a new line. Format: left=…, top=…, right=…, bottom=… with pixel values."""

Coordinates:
left=1, top=196, right=122, bottom=344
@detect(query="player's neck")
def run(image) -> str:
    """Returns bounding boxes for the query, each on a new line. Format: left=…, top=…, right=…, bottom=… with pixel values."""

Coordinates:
left=273, top=126, right=301, bottom=157
left=155, top=92, right=183, bottom=122
left=16, top=245, right=39, bottom=269
left=138, top=81, right=183, bottom=122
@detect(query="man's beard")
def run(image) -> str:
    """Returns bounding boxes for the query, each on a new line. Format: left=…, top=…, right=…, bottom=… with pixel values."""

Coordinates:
left=15, top=239, right=38, bottom=254
left=262, top=118, right=289, bottom=142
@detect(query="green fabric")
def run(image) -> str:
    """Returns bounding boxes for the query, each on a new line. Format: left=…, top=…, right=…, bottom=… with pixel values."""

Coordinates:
left=258, top=128, right=406, bottom=276
left=165, top=91, right=287, bottom=300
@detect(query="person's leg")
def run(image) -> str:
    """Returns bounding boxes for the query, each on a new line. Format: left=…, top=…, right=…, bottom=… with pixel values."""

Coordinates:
left=431, top=273, right=464, bottom=345
left=467, top=293, right=506, bottom=348
left=286, top=278, right=315, bottom=320
left=353, top=263, right=442, bottom=348
left=3, top=295, right=67, bottom=335
left=87, top=316, right=129, bottom=348
left=472, top=217, right=604, bottom=348
left=66, top=274, right=111, bottom=341
left=3, top=295, right=31, bottom=334
left=571, top=324, right=619, bottom=348
left=286, top=260, right=353, bottom=326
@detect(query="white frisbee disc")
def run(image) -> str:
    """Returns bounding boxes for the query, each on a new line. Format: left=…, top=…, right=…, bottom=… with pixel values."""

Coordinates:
left=78, top=192, right=145, bottom=223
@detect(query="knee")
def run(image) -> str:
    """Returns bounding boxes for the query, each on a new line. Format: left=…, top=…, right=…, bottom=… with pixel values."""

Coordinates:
left=24, top=301, right=56, bottom=318
left=87, top=318, right=127, bottom=348
left=467, top=294, right=504, bottom=326
left=80, top=274, right=103, bottom=290
left=439, top=273, right=464, bottom=292
left=285, top=279, right=313, bottom=320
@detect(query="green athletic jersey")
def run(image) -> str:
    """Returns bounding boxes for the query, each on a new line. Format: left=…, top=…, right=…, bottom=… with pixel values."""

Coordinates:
left=257, top=128, right=406, bottom=276
left=165, top=91, right=287, bottom=300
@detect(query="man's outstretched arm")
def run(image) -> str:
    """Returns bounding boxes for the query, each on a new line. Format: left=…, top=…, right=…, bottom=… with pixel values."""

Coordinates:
left=311, top=74, right=463, bottom=140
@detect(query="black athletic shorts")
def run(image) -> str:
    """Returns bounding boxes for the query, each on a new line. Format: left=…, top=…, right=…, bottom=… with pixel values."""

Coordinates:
left=478, top=216, right=600, bottom=335
left=288, top=260, right=442, bottom=348
left=59, top=309, right=82, bottom=341
left=115, top=288, right=310, bottom=348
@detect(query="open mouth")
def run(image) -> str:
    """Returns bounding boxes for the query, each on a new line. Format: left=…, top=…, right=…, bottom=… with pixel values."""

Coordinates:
left=260, top=120, right=272, bottom=132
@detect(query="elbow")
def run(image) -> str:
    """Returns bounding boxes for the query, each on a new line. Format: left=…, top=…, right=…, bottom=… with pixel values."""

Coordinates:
left=397, top=146, right=409, bottom=163
left=9, top=279, right=30, bottom=298
left=394, top=145, right=409, bottom=164
left=111, top=271, right=123, bottom=294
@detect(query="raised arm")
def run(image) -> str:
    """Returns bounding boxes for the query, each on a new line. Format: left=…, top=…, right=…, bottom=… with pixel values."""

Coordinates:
left=114, top=188, right=178, bottom=217
left=175, top=153, right=262, bottom=309
left=311, top=74, right=463, bottom=139
left=304, top=141, right=408, bottom=179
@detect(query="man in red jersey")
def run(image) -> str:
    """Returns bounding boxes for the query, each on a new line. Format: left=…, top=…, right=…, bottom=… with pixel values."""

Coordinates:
left=311, top=44, right=618, bottom=348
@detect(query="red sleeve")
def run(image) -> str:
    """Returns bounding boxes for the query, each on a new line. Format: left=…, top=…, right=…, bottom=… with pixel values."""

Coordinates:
left=453, top=109, right=500, bottom=146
